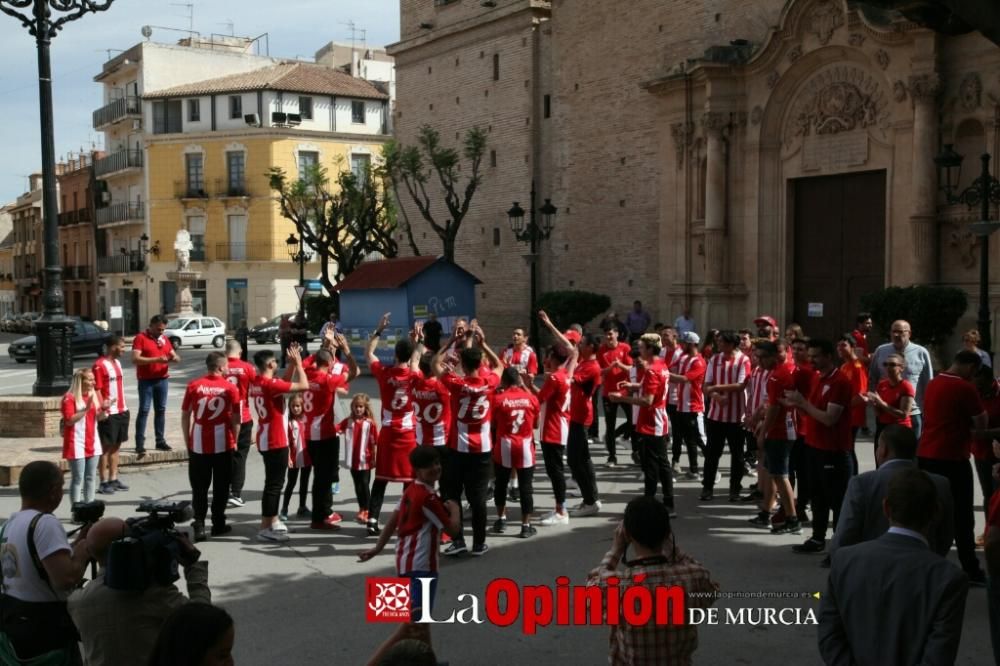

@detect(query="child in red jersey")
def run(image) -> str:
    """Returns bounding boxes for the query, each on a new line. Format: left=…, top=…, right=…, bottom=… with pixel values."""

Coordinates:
left=359, top=446, right=460, bottom=650
left=280, top=393, right=311, bottom=522
left=338, top=393, right=379, bottom=524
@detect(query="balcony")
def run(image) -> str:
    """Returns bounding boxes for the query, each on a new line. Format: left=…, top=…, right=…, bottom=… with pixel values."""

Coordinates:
left=63, top=265, right=92, bottom=281
left=93, top=96, right=141, bottom=130
left=95, top=150, right=143, bottom=178
left=96, top=201, right=144, bottom=228
left=214, top=243, right=287, bottom=262
left=214, top=178, right=250, bottom=199
left=97, top=252, right=145, bottom=275
left=175, top=180, right=210, bottom=200
left=57, top=209, right=92, bottom=226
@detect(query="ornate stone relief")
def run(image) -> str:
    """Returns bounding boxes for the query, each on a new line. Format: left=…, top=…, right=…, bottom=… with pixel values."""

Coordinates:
left=785, top=66, right=889, bottom=146
left=875, top=49, right=890, bottom=70
left=788, top=45, right=803, bottom=63
left=809, top=0, right=844, bottom=46
left=670, top=122, right=694, bottom=166
left=892, top=81, right=907, bottom=103
left=848, top=33, right=866, bottom=47
left=908, top=73, right=942, bottom=102
left=701, top=112, right=729, bottom=135
left=948, top=225, right=978, bottom=269
left=767, top=71, right=780, bottom=89
left=750, top=106, right=764, bottom=125
left=959, top=73, right=982, bottom=111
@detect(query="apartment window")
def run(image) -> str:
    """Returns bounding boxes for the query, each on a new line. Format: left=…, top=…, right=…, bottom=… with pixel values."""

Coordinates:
left=229, top=95, right=242, bottom=119
left=299, top=96, right=313, bottom=120
left=493, top=54, right=500, bottom=81
left=351, top=100, right=365, bottom=124
left=298, top=151, right=319, bottom=180
left=188, top=99, right=200, bottom=122
left=227, top=214, right=247, bottom=260
left=490, top=150, right=497, bottom=167
left=188, top=216, right=206, bottom=262
left=544, top=94, right=551, bottom=119
left=350, top=153, right=371, bottom=179
left=152, top=100, right=182, bottom=134
left=227, top=151, right=245, bottom=194
left=185, top=154, right=205, bottom=196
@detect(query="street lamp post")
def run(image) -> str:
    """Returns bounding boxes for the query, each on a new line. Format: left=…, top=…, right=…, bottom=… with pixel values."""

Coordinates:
left=286, top=232, right=312, bottom=317
left=935, top=144, right=1000, bottom=355
left=1, top=0, right=117, bottom=395
left=506, top=181, right=557, bottom=350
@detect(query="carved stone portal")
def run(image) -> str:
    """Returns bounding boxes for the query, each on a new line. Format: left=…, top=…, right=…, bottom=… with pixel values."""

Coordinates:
left=786, top=66, right=889, bottom=147
left=959, top=73, right=982, bottom=111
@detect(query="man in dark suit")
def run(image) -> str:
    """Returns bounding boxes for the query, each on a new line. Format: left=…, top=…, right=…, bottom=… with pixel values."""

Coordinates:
left=818, top=467, right=969, bottom=666
left=830, top=424, right=954, bottom=557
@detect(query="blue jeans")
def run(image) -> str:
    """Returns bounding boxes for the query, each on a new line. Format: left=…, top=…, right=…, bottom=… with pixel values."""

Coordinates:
left=136, top=378, right=168, bottom=451
left=910, top=413, right=923, bottom=441
left=68, top=456, right=98, bottom=504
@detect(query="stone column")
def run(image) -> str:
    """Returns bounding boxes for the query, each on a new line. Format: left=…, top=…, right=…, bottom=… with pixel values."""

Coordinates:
left=909, top=73, right=942, bottom=283
left=703, top=112, right=728, bottom=284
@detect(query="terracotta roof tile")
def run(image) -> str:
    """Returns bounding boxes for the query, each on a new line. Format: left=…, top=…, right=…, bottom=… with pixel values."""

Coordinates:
left=334, top=256, right=481, bottom=292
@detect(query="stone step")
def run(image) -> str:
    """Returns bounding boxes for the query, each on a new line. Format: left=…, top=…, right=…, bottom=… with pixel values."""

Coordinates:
left=0, top=437, right=187, bottom=486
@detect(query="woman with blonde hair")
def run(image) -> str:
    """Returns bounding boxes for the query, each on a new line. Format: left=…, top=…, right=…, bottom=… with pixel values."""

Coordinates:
left=62, top=367, right=108, bottom=504
left=962, top=329, right=991, bottom=368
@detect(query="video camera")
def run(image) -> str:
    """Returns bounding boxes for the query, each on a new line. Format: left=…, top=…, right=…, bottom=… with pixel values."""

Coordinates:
left=71, top=500, right=106, bottom=525
left=105, top=500, right=200, bottom=592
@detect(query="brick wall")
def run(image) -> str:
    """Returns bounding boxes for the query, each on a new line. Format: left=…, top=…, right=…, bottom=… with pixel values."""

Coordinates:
left=0, top=397, right=64, bottom=438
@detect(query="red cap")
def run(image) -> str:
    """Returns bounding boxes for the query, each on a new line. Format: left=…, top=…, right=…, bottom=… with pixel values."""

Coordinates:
left=754, top=315, right=777, bottom=329
left=564, top=330, right=582, bottom=345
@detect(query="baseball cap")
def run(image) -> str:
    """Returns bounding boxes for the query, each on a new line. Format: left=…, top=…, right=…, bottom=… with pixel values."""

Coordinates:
left=680, top=331, right=700, bottom=345
left=754, top=315, right=777, bottom=329
left=564, top=330, right=582, bottom=345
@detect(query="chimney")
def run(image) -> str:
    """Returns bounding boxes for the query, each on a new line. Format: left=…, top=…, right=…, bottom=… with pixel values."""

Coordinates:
left=28, top=173, right=43, bottom=192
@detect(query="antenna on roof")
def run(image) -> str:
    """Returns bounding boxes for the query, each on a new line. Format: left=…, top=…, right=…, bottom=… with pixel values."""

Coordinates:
left=170, top=2, right=194, bottom=34
left=218, top=19, right=234, bottom=36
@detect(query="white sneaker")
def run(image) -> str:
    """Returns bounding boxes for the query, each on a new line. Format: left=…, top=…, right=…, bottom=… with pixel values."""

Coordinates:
left=566, top=487, right=581, bottom=498
left=566, top=478, right=579, bottom=489
left=539, top=511, right=569, bottom=526
left=715, top=472, right=722, bottom=484
left=569, top=501, right=601, bottom=517
left=271, top=520, right=289, bottom=533
left=257, top=528, right=290, bottom=542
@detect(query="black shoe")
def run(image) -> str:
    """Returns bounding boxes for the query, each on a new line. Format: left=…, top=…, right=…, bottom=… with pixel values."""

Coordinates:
left=519, top=524, right=537, bottom=539
left=492, top=518, right=507, bottom=534
left=968, top=569, right=988, bottom=587
left=607, top=456, right=618, bottom=468
left=469, top=543, right=490, bottom=557
left=748, top=513, right=771, bottom=528
left=728, top=492, right=740, bottom=502
left=211, top=524, right=232, bottom=537
left=192, top=522, right=207, bottom=542
left=772, top=519, right=802, bottom=535
left=792, top=538, right=826, bottom=554
left=443, top=541, right=467, bottom=556
left=699, top=490, right=713, bottom=501
left=366, top=520, right=380, bottom=537
left=739, top=489, right=763, bottom=503
left=136, top=450, right=147, bottom=460
left=155, top=443, right=173, bottom=451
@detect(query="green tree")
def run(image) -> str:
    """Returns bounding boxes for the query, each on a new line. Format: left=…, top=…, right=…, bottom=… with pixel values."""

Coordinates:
left=382, top=125, right=487, bottom=262
left=269, top=163, right=397, bottom=294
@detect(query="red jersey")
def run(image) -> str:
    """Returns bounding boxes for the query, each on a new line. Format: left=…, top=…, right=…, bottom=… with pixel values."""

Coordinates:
left=675, top=352, right=706, bottom=413
left=491, top=387, right=539, bottom=468
left=303, top=367, right=348, bottom=441
left=222, top=358, right=256, bottom=423
left=973, top=390, right=1000, bottom=461
left=182, top=375, right=239, bottom=455
left=804, top=368, right=853, bottom=452
left=597, top=342, right=633, bottom=397
left=840, top=359, right=869, bottom=429
left=570, top=358, right=601, bottom=426
left=635, top=358, right=669, bottom=437
left=661, top=346, right=683, bottom=406
left=538, top=368, right=572, bottom=445
left=744, top=367, right=772, bottom=431
left=442, top=372, right=500, bottom=453
left=395, top=480, right=452, bottom=575
left=288, top=417, right=311, bottom=468
left=851, top=329, right=869, bottom=357
left=132, top=330, right=173, bottom=380
left=61, top=393, right=102, bottom=460
left=370, top=360, right=417, bottom=434
left=793, top=363, right=818, bottom=436
left=918, top=373, right=986, bottom=461
left=339, top=416, right=378, bottom=470
left=501, top=345, right=539, bottom=376
left=250, top=375, right=294, bottom=451
left=875, top=378, right=915, bottom=427
left=705, top=351, right=750, bottom=423
left=764, top=364, right=797, bottom=441
left=92, top=356, right=127, bottom=415
left=411, top=375, right=451, bottom=447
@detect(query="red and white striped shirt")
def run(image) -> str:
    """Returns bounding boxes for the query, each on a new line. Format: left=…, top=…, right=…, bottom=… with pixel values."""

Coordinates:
left=222, top=358, right=256, bottom=424
left=370, top=360, right=417, bottom=433
left=412, top=375, right=451, bottom=447
left=442, top=372, right=500, bottom=454
left=287, top=417, right=311, bottom=468
left=629, top=364, right=646, bottom=424
left=250, top=376, right=293, bottom=451
left=744, top=366, right=772, bottom=431
left=501, top=345, right=538, bottom=376
left=340, top=416, right=378, bottom=470
left=182, top=375, right=239, bottom=455
left=491, top=387, right=539, bottom=469
left=61, top=393, right=102, bottom=460
left=675, top=353, right=706, bottom=413
left=92, top=357, right=127, bottom=415
left=635, top=358, right=669, bottom=436
left=304, top=367, right=348, bottom=441
left=537, top=368, right=571, bottom=445
left=705, top=351, right=751, bottom=423
left=661, top=346, right=683, bottom=406
left=395, top=480, right=451, bottom=575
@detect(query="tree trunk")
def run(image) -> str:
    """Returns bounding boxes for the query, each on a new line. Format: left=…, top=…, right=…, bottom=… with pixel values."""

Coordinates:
left=442, top=234, right=456, bottom=263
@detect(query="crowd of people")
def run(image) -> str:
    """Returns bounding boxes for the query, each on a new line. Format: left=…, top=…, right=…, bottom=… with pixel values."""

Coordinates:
left=4, top=304, right=999, bottom=664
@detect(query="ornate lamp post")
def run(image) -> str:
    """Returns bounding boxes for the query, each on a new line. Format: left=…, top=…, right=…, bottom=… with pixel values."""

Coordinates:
left=1, top=0, right=117, bottom=395
left=286, top=232, right=312, bottom=317
left=935, top=144, right=1000, bottom=355
left=507, top=181, right=557, bottom=349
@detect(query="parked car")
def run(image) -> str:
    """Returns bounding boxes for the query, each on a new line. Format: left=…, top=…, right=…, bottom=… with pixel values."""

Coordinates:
left=164, top=316, right=227, bottom=349
left=16, top=312, right=40, bottom=334
left=250, top=314, right=294, bottom=345
left=8, top=320, right=112, bottom=363
left=0, top=314, right=17, bottom=332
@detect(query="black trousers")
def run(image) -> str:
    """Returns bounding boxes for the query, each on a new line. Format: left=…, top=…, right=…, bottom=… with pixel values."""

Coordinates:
left=588, top=392, right=600, bottom=438
left=603, top=397, right=631, bottom=458
left=282, top=466, right=311, bottom=512
left=668, top=405, right=683, bottom=462
left=260, top=448, right=288, bottom=519
left=636, top=433, right=673, bottom=508
left=440, top=448, right=492, bottom=546
left=671, top=412, right=702, bottom=472
left=352, top=469, right=372, bottom=511
left=541, top=443, right=567, bottom=506
left=804, top=446, right=851, bottom=542
left=567, top=423, right=599, bottom=505
left=369, top=479, right=390, bottom=523
left=188, top=450, right=233, bottom=526
left=230, top=421, right=253, bottom=497
left=790, top=436, right=811, bottom=511
left=702, top=419, right=744, bottom=493
left=494, top=464, right=535, bottom=516
left=919, top=457, right=984, bottom=575
left=307, top=437, right=339, bottom=524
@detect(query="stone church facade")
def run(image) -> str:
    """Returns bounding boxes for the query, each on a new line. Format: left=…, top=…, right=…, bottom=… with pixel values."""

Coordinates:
left=389, top=0, right=1000, bottom=341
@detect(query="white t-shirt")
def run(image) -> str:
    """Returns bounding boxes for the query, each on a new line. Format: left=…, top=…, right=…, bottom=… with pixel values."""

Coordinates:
left=1, top=510, right=71, bottom=602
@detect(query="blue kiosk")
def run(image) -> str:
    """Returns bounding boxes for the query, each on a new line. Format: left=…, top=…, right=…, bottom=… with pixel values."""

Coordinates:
left=334, top=256, right=481, bottom=365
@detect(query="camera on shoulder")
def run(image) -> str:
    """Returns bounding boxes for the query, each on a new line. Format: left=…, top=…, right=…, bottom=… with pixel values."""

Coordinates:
left=71, top=500, right=106, bottom=525
left=104, top=500, right=200, bottom=592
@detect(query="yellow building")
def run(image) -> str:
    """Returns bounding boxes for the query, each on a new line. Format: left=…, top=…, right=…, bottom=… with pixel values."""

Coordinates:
left=142, top=62, right=390, bottom=326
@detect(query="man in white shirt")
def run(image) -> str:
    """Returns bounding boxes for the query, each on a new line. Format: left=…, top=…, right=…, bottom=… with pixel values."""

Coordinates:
left=674, top=309, right=696, bottom=336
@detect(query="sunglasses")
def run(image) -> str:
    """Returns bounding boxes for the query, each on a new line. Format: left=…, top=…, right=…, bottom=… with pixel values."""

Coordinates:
left=883, top=362, right=901, bottom=368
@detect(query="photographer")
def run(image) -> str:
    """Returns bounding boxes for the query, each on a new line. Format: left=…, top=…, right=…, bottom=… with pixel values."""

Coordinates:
left=68, top=517, right=210, bottom=666
left=0, top=461, right=91, bottom=662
